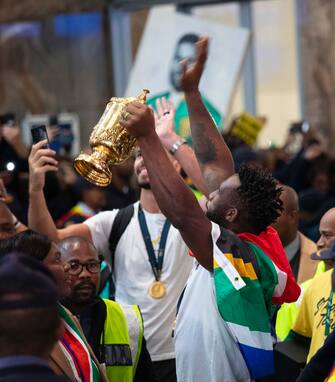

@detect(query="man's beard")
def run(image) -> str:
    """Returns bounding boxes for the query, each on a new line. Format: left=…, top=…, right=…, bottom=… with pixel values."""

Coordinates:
left=206, top=209, right=228, bottom=228
left=71, top=280, right=97, bottom=306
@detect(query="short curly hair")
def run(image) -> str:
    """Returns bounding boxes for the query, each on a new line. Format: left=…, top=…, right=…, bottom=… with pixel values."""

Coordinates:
left=237, top=164, right=283, bottom=233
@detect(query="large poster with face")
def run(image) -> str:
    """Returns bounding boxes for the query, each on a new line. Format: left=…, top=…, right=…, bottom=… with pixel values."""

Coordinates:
left=126, top=6, right=249, bottom=144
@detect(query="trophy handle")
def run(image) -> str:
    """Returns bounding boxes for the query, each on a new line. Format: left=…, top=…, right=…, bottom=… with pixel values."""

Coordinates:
left=138, top=89, right=150, bottom=103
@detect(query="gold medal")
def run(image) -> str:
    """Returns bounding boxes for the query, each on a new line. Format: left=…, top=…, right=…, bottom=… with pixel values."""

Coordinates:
left=148, top=280, right=166, bottom=299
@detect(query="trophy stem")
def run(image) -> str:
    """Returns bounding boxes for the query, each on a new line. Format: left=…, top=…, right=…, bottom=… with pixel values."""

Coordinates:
left=74, top=145, right=116, bottom=187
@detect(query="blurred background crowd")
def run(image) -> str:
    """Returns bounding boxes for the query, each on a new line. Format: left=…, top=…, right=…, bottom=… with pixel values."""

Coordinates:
left=2, top=113, right=334, bottom=244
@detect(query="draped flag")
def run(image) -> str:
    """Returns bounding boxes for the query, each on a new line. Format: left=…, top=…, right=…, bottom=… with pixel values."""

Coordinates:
left=58, top=304, right=101, bottom=382
left=213, top=226, right=298, bottom=379
left=239, top=227, right=301, bottom=305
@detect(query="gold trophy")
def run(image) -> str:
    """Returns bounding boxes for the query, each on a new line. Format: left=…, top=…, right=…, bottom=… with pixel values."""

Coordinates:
left=74, top=89, right=150, bottom=187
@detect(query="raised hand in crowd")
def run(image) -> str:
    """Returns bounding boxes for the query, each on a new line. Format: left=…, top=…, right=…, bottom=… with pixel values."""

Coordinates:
left=28, top=140, right=61, bottom=241
left=179, top=37, right=234, bottom=194
left=179, top=37, right=208, bottom=93
left=28, top=139, right=92, bottom=242
left=154, top=97, right=179, bottom=147
left=154, top=97, right=208, bottom=194
left=28, top=140, right=58, bottom=193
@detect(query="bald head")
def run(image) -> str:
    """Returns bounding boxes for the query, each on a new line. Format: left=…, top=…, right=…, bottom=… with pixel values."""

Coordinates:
left=0, top=202, right=15, bottom=240
left=59, top=236, right=98, bottom=261
left=317, top=208, right=335, bottom=250
left=272, top=185, right=299, bottom=247
left=281, top=186, right=299, bottom=213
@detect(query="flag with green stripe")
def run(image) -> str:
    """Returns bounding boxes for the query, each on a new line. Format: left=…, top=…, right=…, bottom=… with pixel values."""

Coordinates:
left=213, top=225, right=278, bottom=379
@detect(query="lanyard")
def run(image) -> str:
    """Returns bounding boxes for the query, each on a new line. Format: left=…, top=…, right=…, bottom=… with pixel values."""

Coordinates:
left=325, top=289, right=334, bottom=337
left=138, top=204, right=171, bottom=281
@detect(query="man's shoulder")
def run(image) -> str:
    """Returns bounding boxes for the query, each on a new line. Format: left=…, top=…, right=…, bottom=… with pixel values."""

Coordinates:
left=310, top=268, right=332, bottom=285
left=214, top=225, right=259, bottom=252
left=84, top=203, right=137, bottom=225
left=302, top=269, right=332, bottom=302
left=213, top=224, right=260, bottom=270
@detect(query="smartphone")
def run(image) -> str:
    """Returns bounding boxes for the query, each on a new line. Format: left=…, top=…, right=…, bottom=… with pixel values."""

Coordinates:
left=30, top=124, right=49, bottom=148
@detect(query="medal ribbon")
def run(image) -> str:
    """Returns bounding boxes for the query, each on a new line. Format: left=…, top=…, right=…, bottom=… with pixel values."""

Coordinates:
left=325, top=289, right=334, bottom=337
left=138, top=204, right=171, bottom=281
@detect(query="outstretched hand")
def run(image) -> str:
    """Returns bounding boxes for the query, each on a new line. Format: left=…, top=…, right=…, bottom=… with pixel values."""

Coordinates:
left=180, top=37, right=209, bottom=93
left=120, top=102, right=156, bottom=139
left=154, top=97, right=180, bottom=144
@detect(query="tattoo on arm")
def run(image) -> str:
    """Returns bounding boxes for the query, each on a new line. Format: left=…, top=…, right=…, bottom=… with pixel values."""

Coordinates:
left=193, top=123, right=218, bottom=164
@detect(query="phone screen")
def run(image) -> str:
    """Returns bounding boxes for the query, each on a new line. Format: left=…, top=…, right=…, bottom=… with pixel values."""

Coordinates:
left=30, top=125, right=49, bottom=148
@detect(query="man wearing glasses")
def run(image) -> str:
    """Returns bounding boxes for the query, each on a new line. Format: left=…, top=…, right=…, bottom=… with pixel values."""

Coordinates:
left=59, top=236, right=156, bottom=382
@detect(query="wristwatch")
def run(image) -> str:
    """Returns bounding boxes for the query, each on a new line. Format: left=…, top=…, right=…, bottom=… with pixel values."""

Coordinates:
left=169, top=138, right=187, bottom=155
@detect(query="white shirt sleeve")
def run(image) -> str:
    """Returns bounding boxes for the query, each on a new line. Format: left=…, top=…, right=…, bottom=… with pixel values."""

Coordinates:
left=84, top=210, right=119, bottom=259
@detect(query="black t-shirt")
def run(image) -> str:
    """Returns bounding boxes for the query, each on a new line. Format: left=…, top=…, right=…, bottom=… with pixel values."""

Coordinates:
left=296, top=329, right=335, bottom=382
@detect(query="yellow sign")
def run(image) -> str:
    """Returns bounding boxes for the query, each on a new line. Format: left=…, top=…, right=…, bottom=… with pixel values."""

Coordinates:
left=230, top=112, right=264, bottom=146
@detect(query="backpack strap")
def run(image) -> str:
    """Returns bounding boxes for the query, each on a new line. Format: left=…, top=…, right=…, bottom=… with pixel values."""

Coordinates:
left=99, top=261, right=112, bottom=297
left=104, top=204, right=134, bottom=300
left=108, top=204, right=135, bottom=269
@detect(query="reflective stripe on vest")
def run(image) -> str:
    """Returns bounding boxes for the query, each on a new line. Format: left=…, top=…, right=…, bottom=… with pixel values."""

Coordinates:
left=102, top=299, right=143, bottom=382
left=119, top=304, right=143, bottom=371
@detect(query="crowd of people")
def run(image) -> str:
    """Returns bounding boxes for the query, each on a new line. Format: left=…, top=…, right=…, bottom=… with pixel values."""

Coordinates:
left=1, top=36, right=335, bottom=382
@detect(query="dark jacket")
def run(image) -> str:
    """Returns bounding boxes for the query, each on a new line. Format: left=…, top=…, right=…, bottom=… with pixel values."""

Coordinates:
left=0, top=362, right=71, bottom=382
left=296, top=329, right=335, bottom=382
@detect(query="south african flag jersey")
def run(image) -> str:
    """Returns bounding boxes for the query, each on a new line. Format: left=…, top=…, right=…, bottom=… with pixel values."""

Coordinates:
left=213, top=225, right=300, bottom=379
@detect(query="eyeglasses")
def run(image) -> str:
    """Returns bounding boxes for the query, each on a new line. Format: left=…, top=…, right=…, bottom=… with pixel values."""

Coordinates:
left=66, top=259, right=102, bottom=276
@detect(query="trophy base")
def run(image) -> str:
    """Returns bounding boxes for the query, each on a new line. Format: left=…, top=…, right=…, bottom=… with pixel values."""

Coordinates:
left=74, top=145, right=115, bottom=187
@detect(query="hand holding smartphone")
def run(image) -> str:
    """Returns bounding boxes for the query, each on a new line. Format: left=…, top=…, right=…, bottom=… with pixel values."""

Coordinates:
left=30, top=124, right=50, bottom=149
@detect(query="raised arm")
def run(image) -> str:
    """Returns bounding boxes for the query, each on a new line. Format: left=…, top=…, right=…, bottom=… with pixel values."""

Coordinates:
left=28, top=141, right=91, bottom=242
left=180, top=37, right=235, bottom=195
left=154, top=97, right=208, bottom=195
left=120, top=102, right=213, bottom=271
